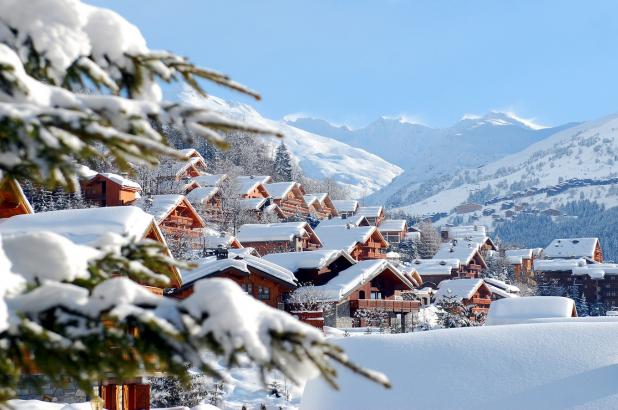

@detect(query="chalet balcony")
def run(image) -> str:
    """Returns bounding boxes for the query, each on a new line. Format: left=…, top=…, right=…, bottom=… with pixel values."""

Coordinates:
left=471, top=297, right=491, bottom=306
left=162, top=226, right=201, bottom=239
left=468, top=263, right=483, bottom=271
left=164, top=215, right=194, bottom=228
left=350, top=299, right=421, bottom=313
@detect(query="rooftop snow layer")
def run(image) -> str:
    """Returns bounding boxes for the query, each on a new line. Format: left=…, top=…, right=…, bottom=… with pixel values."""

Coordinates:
left=379, top=219, right=406, bottom=232
left=265, top=182, right=298, bottom=199
left=192, top=173, right=227, bottom=187
left=314, top=225, right=379, bottom=253
left=356, top=206, right=383, bottom=218
left=533, top=258, right=587, bottom=272
left=486, top=296, right=576, bottom=325
left=135, top=194, right=184, bottom=223
left=435, top=278, right=485, bottom=302
left=544, top=238, right=599, bottom=259
left=331, top=200, right=358, bottom=213
left=186, top=186, right=219, bottom=204
left=317, top=215, right=368, bottom=228
left=433, top=242, right=479, bottom=264
left=181, top=253, right=296, bottom=286
left=0, top=206, right=155, bottom=246
left=262, top=249, right=355, bottom=272
left=237, top=222, right=314, bottom=243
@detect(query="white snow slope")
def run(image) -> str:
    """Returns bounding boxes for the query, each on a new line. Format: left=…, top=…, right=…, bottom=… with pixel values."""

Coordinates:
left=393, top=112, right=618, bottom=224
left=302, top=321, right=618, bottom=410
left=183, top=92, right=402, bottom=198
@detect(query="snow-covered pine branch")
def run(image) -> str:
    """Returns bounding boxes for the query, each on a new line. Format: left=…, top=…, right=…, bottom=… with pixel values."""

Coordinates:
left=0, top=0, right=281, bottom=190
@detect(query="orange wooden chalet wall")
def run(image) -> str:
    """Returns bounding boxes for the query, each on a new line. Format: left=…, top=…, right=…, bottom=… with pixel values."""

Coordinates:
left=0, top=178, right=33, bottom=219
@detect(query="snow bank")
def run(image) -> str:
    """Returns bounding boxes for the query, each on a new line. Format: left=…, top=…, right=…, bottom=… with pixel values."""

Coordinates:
left=302, top=321, right=618, bottom=409
left=486, top=296, right=576, bottom=325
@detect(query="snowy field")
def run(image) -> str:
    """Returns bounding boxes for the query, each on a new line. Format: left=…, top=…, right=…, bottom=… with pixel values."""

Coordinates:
left=302, top=321, right=618, bottom=409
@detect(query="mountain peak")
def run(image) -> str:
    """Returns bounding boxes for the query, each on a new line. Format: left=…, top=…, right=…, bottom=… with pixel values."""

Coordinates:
left=458, top=111, right=547, bottom=130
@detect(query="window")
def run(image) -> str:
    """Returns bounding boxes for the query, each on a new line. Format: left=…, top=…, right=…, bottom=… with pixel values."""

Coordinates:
left=258, top=286, right=270, bottom=300
left=371, top=291, right=382, bottom=300
left=241, top=283, right=253, bottom=295
left=359, top=290, right=366, bottom=299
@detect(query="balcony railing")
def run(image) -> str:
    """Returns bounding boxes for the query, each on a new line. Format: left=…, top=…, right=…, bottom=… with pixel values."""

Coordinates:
left=350, top=299, right=421, bottom=313
left=472, top=297, right=491, bottom=305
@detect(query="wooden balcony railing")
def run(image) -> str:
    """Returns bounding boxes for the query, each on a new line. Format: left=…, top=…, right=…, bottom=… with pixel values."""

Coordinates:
left=350, top=299, right=421, bottom=313
left=472, top=297, right=491, bottom=305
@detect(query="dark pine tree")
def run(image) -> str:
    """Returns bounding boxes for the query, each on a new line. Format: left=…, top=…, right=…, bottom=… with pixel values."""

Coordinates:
left=274, top=142, right=294, bottom=181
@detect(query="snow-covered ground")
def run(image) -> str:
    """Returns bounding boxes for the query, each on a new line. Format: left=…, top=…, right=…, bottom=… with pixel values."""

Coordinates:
left=182, top=92, right=403, bottom=198
left=302, top=320, right=618, bottom=409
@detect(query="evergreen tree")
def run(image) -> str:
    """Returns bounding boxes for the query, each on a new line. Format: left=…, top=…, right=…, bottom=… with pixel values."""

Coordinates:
left=568, top=284, right=589, bottom=317
left=274, top=142, right=294, bottom=181
left=435, top=293, right=473, bottom=328
left=481, top=254, right=509, bottom=281
left=416, top=221, right=441, bottom=258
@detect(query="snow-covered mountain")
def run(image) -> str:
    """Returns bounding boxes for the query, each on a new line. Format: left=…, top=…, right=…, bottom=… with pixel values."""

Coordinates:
left=183, top=92, right=403, bottom=198
left=391, top=112, right=618, bottom=228
left=288, top=113, right=577, bottom=206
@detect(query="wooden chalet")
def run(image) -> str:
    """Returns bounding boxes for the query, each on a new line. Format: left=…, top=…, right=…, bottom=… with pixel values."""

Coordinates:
left=484, top=277, right=521, bottom=300
left=435, top=278, right=493, bottom=316
left=136, top=194, right=205, bottom=245
left=237, top=222, right=322, bottom=255
left=304, top=194, right=328, bottom=219
left=266, top=181, right=310, bottom=217
left=313, top=193, right=338, bottom=218
left=433, top=240, right=488, bottom=278
left=356, top=206, right=385, bottom=226
left=191, top=173, right=228, bottom=188
left=0, top=177, right=33, bottom=219
left=169, top=251, right=297, bottom=308
left=80, top=171, right=142, bottom=207
left=379, top=219, right=409, bottom=243
left=186, top=186, right=222, bottom=220
left=263, top=249, right=356, bottom=286
left=315, top=225, right=389, bottom=261
left=235, top=175, right=272, bottom=199
left=331, top=199, right=359, bottom=217
left=410, top=259, right=461, bottom=288
left=157, top=150, right=208, bottom=181
left=303, top=260, right=420, bottom=330
left=543, top=237, right=603, bottom=263
left=505, top=248, right=543, bottom=282
left=201, top=227, right=243, bottom=250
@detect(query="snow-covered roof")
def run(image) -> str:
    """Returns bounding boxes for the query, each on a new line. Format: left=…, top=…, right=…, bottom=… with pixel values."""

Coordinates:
left=379, top=219, right=407, bottom=232
left=533, top=258, right=587, bottom=272
left=78, top=165, right=141, bottom=190
left=180, top=253, right=297, bottom=287
left=238, top=198, right=267, bottom=210
left=356, top=206, right=383, bottom=218
left=441, top=224, right=487, bottom=239
left=484, top=277, right=520, bottom=293
left=311, top=259, right=413, bottom=301
left=411, top=258, right=460, bottom=276
left=265, top=181, right=301, bottom=199
left=158, top=157, right=207, bottom=178
left=192, top=173, right=227, bottom=187
left=572, top=263, right=618, bottom=279
left=186, top=186, right=220, bottom=204
left=317, top=215, right=369, bottom=228
left=262, top=249, right=355, bottom=272
left=237, top=222, right=320, bottom=245
left=312, top=192, right=329, bottom=204
left=487, top=284, right=520, bottom=299
left=303, top=194, right=319, bottom=207
left=314, top=225, right=385, bottom=254
left=135, top=194, right=189, bottom=224
left=0, top=206, right=156, bottom=246
left=179, top=148, right=205, bottom=161
left=433, top=241, right=481, bottom=265
left=435, top=278, right=485, bottom=302
left=331, top=200, right=358, bottom=213
left=486, top=296, right=576, bottom=325
left=543, top=237, right=599, bottom=259
left=234, top=176, right=271, bottom=196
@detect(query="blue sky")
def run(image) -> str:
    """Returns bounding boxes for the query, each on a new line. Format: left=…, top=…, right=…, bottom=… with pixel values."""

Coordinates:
left=91, top=0, right=618, bottom=128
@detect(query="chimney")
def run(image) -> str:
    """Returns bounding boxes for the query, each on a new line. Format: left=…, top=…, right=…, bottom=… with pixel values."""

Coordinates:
left=215, top=245, right=228, bottom=260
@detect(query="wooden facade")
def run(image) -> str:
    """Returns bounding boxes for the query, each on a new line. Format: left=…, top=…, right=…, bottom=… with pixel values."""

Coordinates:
left=350, top=229, right=389, bottom=261
left=0, top=178, right=33, bottom=219
left=241, top=236, right=321, bottom=256
left=171, top=263, right=295, bottom=309
left=81, top=174, right=141, bottom=207
left=267, top=182, right=310, bottom=217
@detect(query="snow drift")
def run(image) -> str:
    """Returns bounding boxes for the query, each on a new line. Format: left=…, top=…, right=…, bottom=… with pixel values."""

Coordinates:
left=302, top=321, right=618, bottom=409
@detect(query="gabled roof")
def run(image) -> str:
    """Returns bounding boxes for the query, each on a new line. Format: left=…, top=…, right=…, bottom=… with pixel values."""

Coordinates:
left=411, top=258, right=460, bottom=276
left=309, top=259, right=414, bottom=301
left=191, top=173, right=228, bottom=188
left=136, top=194, right=205, bottom=228
left=237, top=222, right=321, bottom=245
left=0, top=177, right=34, bottom=218
left=158, top=157, right=208, bottom=179
left=317, top=215, right=370, bottom=228
left=238, top=198, right=268, bottom=210
left=543, top=238, right=600, bottom=259
left=504, top=248, right=543, bottom=264
left=314, top=225, right=387, bottom=254
left=263, top=249, right=356, bottom=272
left=180, top=253, right=297, bottom=288
left=186, top=186, right=220, bottom=204
left=78, top=165, right=142, bottom=191
left=356, top=206, right=384, bottom=218
left=234, top=176, right=271, bottom=197
left=433, top=241, right=485, bottom=266
left=312, top=193, right=338, bottom=215
left=331, top=199, right=359, bottom=213
left=571, top=263, right=618, bottom=280
left=303, top=194, right=319, bottom=207
left=435, top=278, right=487, bottom=302
left=441, top=225, right=487, bottom=238
left=379, top=219, right=407, bottom=232
left=179, top=148, right=205, bottom=161
left=266, top=181, right=304, bottom=200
